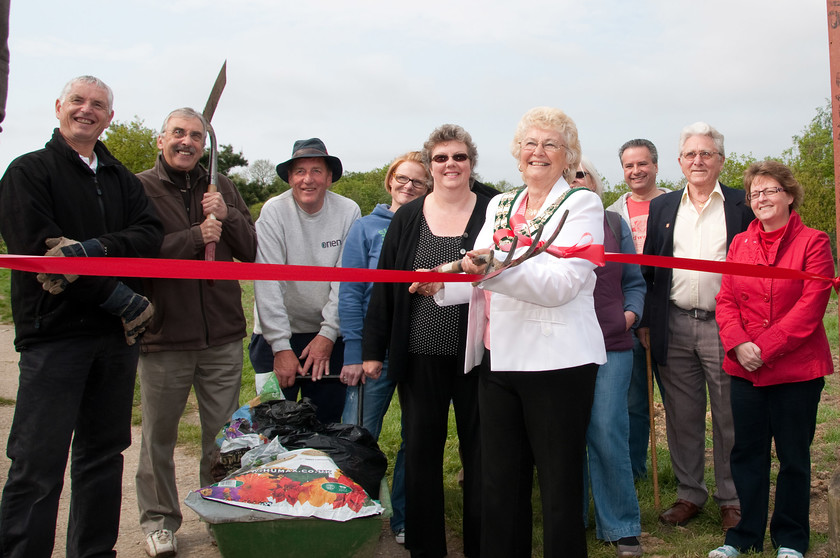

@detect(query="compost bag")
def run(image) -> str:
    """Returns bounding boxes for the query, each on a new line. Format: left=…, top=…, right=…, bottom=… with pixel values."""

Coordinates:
left=194, top=448, right=384, bottom=522
left=215, top=394, right=387, bottom=499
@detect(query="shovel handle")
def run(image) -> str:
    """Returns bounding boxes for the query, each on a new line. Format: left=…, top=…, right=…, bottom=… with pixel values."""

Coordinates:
left=204, top=182, right=218, bottom=285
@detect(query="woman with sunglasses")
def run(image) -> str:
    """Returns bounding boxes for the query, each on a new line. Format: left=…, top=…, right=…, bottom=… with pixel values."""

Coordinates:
left=708, top=161, right=833, bottom=558
left=437, top=107, right=606, bottom=557
left=362, top=124, right=495, bottom=558
left=573, top=156, right=645, bottom=557
left=338, top=151, right=429, bottom=545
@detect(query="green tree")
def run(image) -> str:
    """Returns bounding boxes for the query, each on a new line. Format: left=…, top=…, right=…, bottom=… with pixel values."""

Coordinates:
left=248, top=159, right=277, bottom=187
left=784, top=101, right=835, bottom=244
left=719, top=152, right=757, bottom=190
left=235, top=175, right=286, bottom=209
left=601, top=183, right=628, bottom=209
left=232, top=158, right=288, bottom=209
left=200, top=144, right=248, bottom=176
left=657, top=178, right=684, bottom=191
left=600, top=178, right=681, bottom=209
left=331, top=165, right=390, bottom=216
left=102, top=117, right=158, bottom=173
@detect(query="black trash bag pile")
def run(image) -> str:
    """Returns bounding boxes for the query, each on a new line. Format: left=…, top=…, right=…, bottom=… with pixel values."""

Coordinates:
left=249, top=397, right=387, bottom=499
left=251, top=397, right=321, bottom=440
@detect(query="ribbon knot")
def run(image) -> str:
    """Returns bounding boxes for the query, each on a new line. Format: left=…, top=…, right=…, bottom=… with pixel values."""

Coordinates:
left=492, top=219, right=605, bottom=267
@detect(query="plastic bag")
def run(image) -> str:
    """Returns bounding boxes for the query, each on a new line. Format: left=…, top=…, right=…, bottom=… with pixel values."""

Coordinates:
left=212, top=395, right=387, bottom=499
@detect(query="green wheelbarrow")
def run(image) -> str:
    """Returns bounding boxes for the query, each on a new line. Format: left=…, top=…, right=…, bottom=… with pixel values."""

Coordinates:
left=185, top=378, right=392, bottom=558
left=185, top=476, right=391, bottom=558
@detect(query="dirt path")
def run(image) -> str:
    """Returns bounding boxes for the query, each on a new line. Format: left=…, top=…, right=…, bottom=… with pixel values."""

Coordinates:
left=0, top=325, right=427, bottom=558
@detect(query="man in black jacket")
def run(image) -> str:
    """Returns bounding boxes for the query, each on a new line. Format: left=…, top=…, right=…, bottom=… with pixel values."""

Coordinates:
left=0, top=75, right=163, bottom=558
left=639, top=122, right=753, bottom=532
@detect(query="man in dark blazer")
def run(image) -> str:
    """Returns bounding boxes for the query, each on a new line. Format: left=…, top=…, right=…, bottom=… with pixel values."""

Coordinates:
left=638, top=122, right=754, bottom=532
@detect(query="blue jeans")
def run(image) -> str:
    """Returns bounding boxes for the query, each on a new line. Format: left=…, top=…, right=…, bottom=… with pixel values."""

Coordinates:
left=584, top=349, right=641, bottom=542
left=627, top=335, right=663, bottom=479
left=340, top=361, right=406, bottom=533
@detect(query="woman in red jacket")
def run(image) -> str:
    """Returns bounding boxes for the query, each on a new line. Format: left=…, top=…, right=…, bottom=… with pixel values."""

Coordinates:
left=708, top=161, right=834, bottom=558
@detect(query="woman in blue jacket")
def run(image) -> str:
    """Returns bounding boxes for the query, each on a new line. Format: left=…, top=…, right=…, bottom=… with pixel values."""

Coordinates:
left=338, top=151, right=429, bottom=544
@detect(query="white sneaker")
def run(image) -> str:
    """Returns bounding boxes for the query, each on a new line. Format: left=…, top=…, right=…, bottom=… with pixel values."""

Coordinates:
left=709, top=545, right=739, bottom=558
left=777, top=548, right=803, bottom=558
left=394, top=528, right=405, bottom=545
left=145, top=529, right=177, bottom=557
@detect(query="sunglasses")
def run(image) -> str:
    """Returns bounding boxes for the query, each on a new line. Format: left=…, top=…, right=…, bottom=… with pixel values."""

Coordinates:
left=431, top=153, right=469, bottom=164
left=575, top=171, right=589, bottom=180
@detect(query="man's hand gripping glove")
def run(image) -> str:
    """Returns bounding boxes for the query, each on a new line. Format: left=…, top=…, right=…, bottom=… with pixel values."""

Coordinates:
left=37, top=236, right=105, bottom=295
left=100, top=281, right=154, bottom=346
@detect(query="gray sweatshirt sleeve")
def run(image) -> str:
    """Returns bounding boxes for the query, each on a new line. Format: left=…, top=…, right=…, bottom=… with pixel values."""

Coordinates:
left=254, top=200, right=293, bottom=354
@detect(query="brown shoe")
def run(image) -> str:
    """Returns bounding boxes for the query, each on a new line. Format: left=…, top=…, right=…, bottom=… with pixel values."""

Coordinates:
left=659, top=499, right=700, bottom=525
left=720, top=505, right=741, bottom=532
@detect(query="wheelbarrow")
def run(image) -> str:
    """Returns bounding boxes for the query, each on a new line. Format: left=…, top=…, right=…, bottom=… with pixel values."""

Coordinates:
left=185, top=376, right=392, bottom=558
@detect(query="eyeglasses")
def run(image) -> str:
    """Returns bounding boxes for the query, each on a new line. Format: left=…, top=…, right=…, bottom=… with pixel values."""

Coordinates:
left=393, top=174, right=428, bottom=190
left=520, top=139, right=566, bottom=152
left=431, top=153, right=469, bottom=164
left=747, top=186, right=785, bottom=201
left=681, top=150, right=720, bottom=161
left=166, top=128, right=205, bottom=143
left=575, top=171, right=589, bottom=180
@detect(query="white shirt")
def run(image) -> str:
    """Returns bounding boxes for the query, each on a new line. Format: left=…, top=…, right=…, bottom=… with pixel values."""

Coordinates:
left=670, top=182, right=727, bottom=312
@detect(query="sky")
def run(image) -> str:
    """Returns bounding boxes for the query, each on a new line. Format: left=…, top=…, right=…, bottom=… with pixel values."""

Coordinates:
left=0, top=0, right=832, bottom=189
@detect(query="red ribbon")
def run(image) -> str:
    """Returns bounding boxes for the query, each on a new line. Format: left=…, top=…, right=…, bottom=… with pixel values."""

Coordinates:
left=603, top=252, right=840, bottom=292
left=491, top=217, right=840, bottom=291
left=0, top=248, right=837, bottom=290
left=0, top=255, right=481, bottom=283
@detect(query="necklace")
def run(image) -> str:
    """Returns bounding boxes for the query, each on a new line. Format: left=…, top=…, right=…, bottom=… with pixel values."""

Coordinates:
left=690, top=191, right=710, bottom=209
left=525, top=194, right=546, bottom=219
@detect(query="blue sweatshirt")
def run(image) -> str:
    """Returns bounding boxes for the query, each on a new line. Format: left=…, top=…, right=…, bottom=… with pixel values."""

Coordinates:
left=339, top=204, right=394, bottom=364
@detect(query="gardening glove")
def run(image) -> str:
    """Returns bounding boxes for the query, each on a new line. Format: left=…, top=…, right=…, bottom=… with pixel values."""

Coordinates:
left=46, top=236, right=105, bottom=258
left=37, top=237, right=105, bottom=295
left=100, top=281, right=155, bottom=346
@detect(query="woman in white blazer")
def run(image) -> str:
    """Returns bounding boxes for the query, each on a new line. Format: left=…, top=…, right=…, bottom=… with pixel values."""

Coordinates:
left=433, top=107, right=606, bottom=558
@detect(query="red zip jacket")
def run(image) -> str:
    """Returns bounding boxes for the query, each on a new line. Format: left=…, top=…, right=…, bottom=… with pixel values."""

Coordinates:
left=715, top=211, right=834, bottom=386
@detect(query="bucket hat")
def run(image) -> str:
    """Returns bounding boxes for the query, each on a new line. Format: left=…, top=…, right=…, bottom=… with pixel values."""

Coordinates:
left=275, top=138, right=343, bottom=183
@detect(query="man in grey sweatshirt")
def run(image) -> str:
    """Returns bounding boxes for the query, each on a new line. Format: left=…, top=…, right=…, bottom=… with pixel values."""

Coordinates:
left=250, top=138, right=361, bottom=423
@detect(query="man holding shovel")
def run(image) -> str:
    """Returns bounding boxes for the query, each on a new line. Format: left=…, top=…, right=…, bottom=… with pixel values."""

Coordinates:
left=134, top=107, right=257, bottom=557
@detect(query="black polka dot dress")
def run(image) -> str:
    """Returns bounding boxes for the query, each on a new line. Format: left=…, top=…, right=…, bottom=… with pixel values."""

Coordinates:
left=408, top=215, right=463, bottom=356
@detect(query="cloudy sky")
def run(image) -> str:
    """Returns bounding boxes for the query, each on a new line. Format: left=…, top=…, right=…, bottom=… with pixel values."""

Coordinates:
left=0, top=0, right=831, bottom=189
